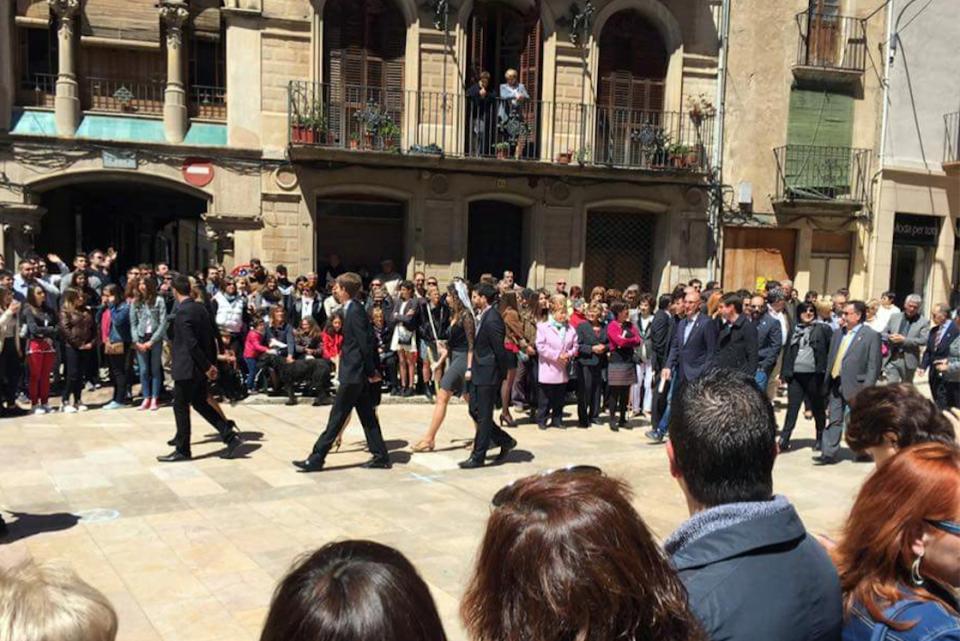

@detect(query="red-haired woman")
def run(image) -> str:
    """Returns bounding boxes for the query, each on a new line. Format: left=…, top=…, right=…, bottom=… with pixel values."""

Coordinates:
left=833, top=443, right=960, bottom=640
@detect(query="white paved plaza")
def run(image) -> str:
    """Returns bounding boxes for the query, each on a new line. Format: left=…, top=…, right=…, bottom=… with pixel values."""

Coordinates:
left=0, top=398, right=873, bottom=641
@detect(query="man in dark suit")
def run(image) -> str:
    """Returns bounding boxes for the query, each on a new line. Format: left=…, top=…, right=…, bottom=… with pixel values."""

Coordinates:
left=460, top=283, right=517, bottom=469
left=713, top=293, right=758, bottom=376
left=819, top=300, right=882, bottom=465
left=648, top=293, right=679, bottom=428
left=157, top=275, right=243, bottom=463
left=750, top=294, right=783, bottom=391
left=647, top=287, right=718, bottom=442
left=920, top=303, right=958, bottom=409
left=294, top=273, right=391, bottom=471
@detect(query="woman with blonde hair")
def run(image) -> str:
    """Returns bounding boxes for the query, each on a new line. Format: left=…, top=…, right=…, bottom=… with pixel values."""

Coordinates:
left=535, top=293, right=578, bottom=429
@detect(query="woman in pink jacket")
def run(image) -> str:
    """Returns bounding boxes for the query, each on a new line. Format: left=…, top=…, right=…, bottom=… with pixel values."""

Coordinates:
left=535, top=294, right=579, bottom=429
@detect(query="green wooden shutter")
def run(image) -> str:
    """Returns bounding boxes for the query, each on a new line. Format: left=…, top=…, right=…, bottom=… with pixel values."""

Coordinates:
left=785, top=89, right=854, bottom=198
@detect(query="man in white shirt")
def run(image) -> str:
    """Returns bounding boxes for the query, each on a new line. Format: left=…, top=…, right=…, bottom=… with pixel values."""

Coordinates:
left=765, top=289, right=790, bottom=400
left=875, top=291, right=900, bottom=332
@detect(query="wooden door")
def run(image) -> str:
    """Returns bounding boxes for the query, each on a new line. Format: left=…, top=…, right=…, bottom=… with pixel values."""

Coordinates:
left=807, top=0, right=840, bottom=66
left=722, top=227, right=797, bottom=293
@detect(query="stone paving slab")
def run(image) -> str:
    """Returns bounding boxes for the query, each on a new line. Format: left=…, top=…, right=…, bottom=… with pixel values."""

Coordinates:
left=0, top=397, right=874, bottom=641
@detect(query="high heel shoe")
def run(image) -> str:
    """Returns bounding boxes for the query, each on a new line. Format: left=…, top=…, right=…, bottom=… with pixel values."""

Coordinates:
left=499, top=413, right=518, bottom=428
left=411, top=441, right=435, bottom=453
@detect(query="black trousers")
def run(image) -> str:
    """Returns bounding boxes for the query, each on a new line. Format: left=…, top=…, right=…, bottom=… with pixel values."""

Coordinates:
left=780, top=372, right=826, bottom=445
left=106, top=350, right=131, bottom=404
left=576, top=363, right=603, bottom=426
left=63, top=345, right=93, bottom=404
left=0, top=339, right=20, bottom=405
left=173, top=377, right=235, bottom=456
left=310, top=382, right=388, bottom=461
left=608, top=384, right=630, bottom=422
left=930, top=370, right=960, bottom=410
left=469, top=382, right=511, bottom=458
left=537, top=382, right=566, bottom=426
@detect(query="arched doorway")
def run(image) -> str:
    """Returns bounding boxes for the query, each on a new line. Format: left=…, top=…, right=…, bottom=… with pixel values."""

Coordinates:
left=464, top=1, right=542, bottom=159
left=323, top=0, right=407, bottom=149
left=315, top=195, right=406, bottom=276
left=467, top=200, right=525, bottom=282
left=38, top=179, right=210, bottom=273
left=583, top=210, right=657, bottom=291
left=594, top=10, right=668, bottom=166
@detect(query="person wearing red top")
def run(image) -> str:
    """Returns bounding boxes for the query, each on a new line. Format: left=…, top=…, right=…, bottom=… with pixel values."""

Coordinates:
left=606, top=301, right=642, bottom=430
left=243, top=318, right=272, bottom=391
left=322, top=314, right=344, bottom=362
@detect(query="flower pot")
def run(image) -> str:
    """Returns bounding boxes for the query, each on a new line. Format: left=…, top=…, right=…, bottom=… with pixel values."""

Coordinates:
left=557, top=153, right=572, bottom=165
left=496, top=148, right=510, bottom=160
left=292, top=125, right=316, bottom=144
left=685, top=151, right=700, bottom=168
left=349, top=139, right=360, bottom=150
left=671, top=155, right=685, bottom=168
left=363, top=132, right=375, bottom=149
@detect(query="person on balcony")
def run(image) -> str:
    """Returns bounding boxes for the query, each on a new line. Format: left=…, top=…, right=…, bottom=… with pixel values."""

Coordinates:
left=499, top=69, right=530, bottom=159
left=467, top=71, right=496, bottom=156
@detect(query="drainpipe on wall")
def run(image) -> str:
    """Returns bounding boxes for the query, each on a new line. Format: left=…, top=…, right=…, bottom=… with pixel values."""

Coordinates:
left=707, top=0, right=731, bottom=283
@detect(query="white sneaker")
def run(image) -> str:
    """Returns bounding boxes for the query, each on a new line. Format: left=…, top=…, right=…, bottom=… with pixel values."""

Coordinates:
left=62, top=405, right=78, bottom=414
left=33, top=406, right=47, bottom=415
left=76, top=404, right=89, bottom=412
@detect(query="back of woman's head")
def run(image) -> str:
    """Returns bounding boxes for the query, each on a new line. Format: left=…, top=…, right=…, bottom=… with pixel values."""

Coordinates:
left=261, top=540, right=446, bottom=641
left=462, top=471, right=704, bottom=641
left=847, top=384, right=955, bottom=453
left=0, top=560, right=117, bottom=641
left=833, top=443, right=960, bottom=622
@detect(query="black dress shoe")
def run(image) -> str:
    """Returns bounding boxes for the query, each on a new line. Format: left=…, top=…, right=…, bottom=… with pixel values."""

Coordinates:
left=577, top=422, right=589, bottom=428
left=361, top=457, right=392, bottom=469
left=293, top=456, right=325, bottom=472
left=458, top=456, right=485, bottom=469
left=157, top=451, right=191, bottom=463
left=285, top=397, right=298, bottom=406
left=495, top=436, right=517, bottom=462
left=537, top=422, right=548, bottom=430
left=812, top=455, right=837, bottom=466
left=222, top=438, right=245, bottom=459
left=166, top=437, right=177, bottom=446
left=778, top=440, right=792, bottom=452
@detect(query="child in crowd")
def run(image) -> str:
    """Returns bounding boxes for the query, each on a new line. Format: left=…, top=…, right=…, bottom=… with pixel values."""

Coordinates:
left=243, top=318, right=271, bottom=391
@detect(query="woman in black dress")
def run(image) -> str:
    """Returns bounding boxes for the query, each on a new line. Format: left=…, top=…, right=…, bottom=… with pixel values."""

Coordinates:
left=412, top=281, right=475, bottom=452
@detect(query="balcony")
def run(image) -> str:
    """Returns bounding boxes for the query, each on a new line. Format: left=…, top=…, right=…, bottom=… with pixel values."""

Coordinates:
left=84, top=77, right=165, bottom=116
left=189, top=84, right=227, bottom=121
left=793, top=11, right=866, bottom=89
left=944, top=112, right=960, bottom=173
left=287, top=82, right=714, bottom=176
left=773, top=144, right=871, bottom=216
left=16, top=72, right=57, bottom=109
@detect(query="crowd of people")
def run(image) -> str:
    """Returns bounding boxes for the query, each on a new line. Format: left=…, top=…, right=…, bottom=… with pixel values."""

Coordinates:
left=1, top=373, right=957, bottom=641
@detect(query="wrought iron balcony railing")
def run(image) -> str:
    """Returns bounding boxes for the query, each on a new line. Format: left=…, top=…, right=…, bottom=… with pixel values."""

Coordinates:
left=774, top=144, right=871, bottom=204
left=794, top=11, right=867, bottom=73
left=288, top=81, right=714, bottom=173
left=84, top=76, right=166, bottom=115
left=944, top=112, right=960, bottom=165
left=189, top=84, right=227, bottom=120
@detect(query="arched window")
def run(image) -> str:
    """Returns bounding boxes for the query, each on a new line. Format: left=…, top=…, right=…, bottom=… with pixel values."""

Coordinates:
left=597, top=10, right=668, bottom=113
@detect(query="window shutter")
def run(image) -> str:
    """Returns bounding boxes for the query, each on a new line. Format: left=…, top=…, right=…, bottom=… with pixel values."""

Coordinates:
left=468, top=12, right=486, bottom=87
left=786, top=89, right=853, bottom=146
left=518, top=12, right=541, bottom=107
left=597, top=11, right=667, bottom=111
left=81, top=0, right=161, bottom=43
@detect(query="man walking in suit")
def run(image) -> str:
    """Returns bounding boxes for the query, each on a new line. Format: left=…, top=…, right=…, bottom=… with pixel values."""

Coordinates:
left=294, top=273, right=391, bottom=472
left=820, top=300, right=881, bottom=465
left=157, top=275, right=243, bottom=462
left=460, top=283, right=517, bottom=469
left=750, top=294, right=783, bottom=392
left=920, top=303, right=958, bottom=409
left=713, top=293, right=758, bottom=376
left=881, top=293, right=929, bottom=383
left=648, top=292, right=680, bottom=429
left=646, top=287, right=717, bottom=442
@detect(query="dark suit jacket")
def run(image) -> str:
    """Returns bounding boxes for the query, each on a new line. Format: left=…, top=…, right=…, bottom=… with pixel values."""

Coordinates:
left=575, top=322, right=608, bottom=366
left=754, top=312, right=783, bottom=374
left=649, top=309, right=675, bottom=372
left=921, top=321, right=959, bottom=370
left=287, top=295, right=325, bottom=328
left=473, top=306, right=510, bottom=386
left=171, top=299, right=217, bottom=382
left=713, top=315, right=758, bottom=376
left=667, top=313, right=718, bottom=383
left=824, top=323, right=882, bottom=402
left=338, top=299, right=378, bottom=385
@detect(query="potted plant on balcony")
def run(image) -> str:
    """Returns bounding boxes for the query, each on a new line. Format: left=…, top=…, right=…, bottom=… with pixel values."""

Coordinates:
left=378, top=119, right=401, bottom=151
left=575, top=148, right=590, bottom=167
left=494, top=142, right=511, bottom=160
left=557, top=149, right=574, bottom=164
left=349, top=133, right=361, bottom=150
left=353, top=101, right=400, bottom=150
left=686, top=93, right=716, bottom=128
left=668, top=144, right=692, bottom=168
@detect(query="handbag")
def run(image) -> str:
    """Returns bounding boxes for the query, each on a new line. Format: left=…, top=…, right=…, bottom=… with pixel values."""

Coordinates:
left=104, top=341, right=125, bottom=356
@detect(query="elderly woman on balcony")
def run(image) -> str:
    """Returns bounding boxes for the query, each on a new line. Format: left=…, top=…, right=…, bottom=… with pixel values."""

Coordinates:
left=499, top=68, right=530, bottom=159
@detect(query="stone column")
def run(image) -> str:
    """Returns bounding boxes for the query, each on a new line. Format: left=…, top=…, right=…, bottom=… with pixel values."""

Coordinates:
left=159, top=1, right=189, bottom=143
left=0, top=3, right=15, bottom=132
left=49, top=0, right=81, bottom=137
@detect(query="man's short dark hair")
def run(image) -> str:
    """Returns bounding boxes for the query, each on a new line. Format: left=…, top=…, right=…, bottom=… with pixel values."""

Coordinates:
left=337, top=272, right=363, bottom=298
left=766, top=289, right=785, bottom=304
left=764, top=280, right=781, bottom=292
left=848, top=300, right=867, bottom=324
left=172, top=275, right=192, bottom=296
left=736, top=289, right=752, bottom=300
left=721, top=293, right=742, bottom=313
left=658, top=294, right=672, bottom=311
left=881, top=291, right=896, bottom=303
left=476, top=283, right=497, bottom=304
left=688, top=278, right=702, bottom=287
left=670, top=368, right=776, bottom=506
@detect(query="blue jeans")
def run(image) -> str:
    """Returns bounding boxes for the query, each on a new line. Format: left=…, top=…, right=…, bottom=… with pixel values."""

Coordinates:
left=655, top=373, right=678, bottom=436
left=137, top=341, right=164, bottom=399
left=754, top=370, right=768, bottom=392
left=245, top=357, right=260, bottom=390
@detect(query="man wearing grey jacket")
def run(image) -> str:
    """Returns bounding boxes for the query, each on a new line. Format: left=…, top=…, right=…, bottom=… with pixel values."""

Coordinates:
left=881, top=293, right=929, bottom=383
left=820, top=300, right=882, bottom=464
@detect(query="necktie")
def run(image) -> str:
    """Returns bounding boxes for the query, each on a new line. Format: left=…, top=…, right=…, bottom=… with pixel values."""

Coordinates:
left=831, top=331, right=854, bottom=379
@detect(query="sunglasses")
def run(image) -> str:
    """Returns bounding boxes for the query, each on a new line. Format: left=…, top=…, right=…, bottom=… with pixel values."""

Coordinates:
left=925, top=519, right=960, bottom=536
left=491, top=465, right=602, bottom=507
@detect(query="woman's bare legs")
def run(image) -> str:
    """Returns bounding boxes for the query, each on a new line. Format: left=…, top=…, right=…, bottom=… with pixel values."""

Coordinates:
left=414, top=388, right=453, bottom=450
left=500, top=368, right=517, bottom=423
